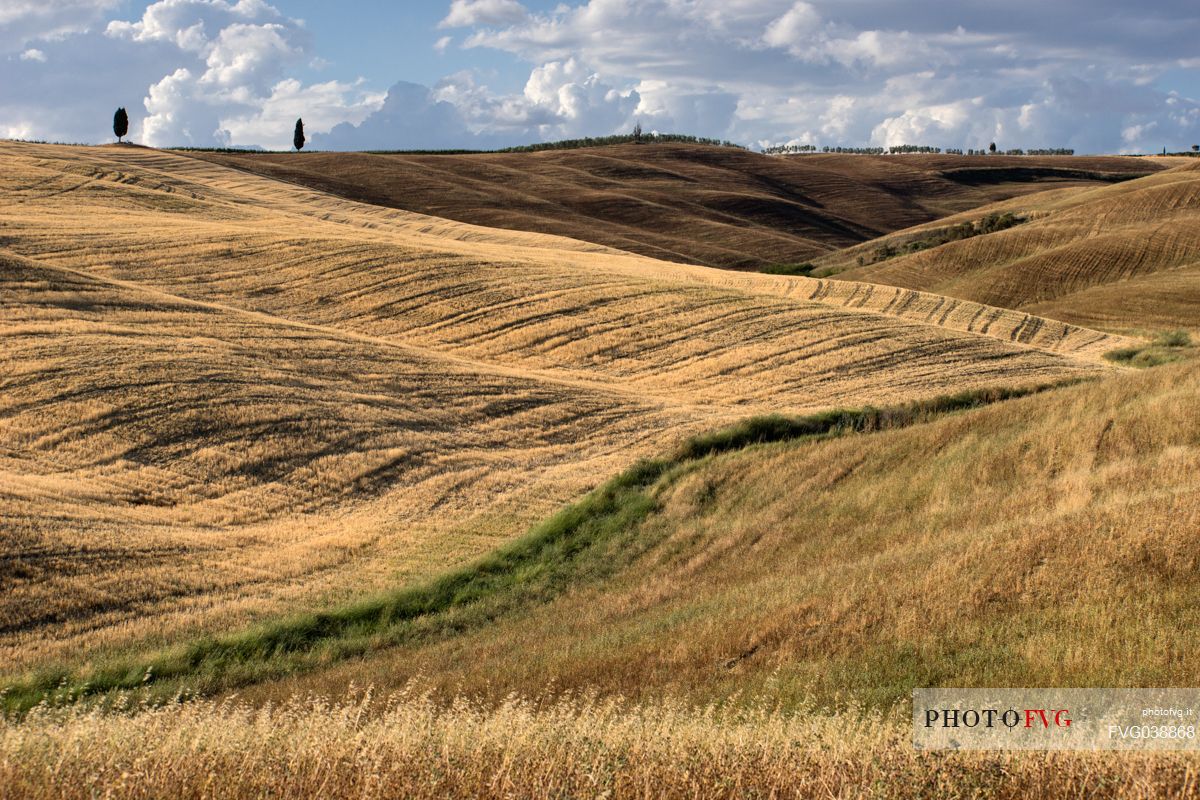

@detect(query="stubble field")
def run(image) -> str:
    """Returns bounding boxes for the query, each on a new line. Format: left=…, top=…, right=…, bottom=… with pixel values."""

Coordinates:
left=2, top=140, right=1196, bottom=798
left=0, top=140, right=1118, bottom=669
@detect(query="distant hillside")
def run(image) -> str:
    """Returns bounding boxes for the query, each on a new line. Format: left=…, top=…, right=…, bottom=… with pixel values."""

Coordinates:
left=186, top=145, right=1160, bottom=270
left=823, top=160, right=1200, bottom=332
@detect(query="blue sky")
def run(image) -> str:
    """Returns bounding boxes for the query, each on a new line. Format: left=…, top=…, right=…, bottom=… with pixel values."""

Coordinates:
left=282, top=0, right=556, bottom=93
left=2, top=1, right=1198, bottom=153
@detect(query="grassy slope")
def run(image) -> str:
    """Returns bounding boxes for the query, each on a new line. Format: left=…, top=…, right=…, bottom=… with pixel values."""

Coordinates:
left=226, top=356, right=1200, bottom=710
left=7, top=357, right=1197, bottom=713
left=0, top=140, right=1121, bottom=670
left=188, top=145, right=1159, bottom=270
left=4, top=360, right=1199, bottom=799
left=1, top=386, right=1060, bottom=711
left=823, top=161, right=1200, bottom=333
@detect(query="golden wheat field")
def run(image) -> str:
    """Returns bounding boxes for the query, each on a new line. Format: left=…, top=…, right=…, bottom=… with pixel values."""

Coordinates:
left=191, top=145, right=1160, bottom=269
left=2, top=140, right=1198, bottom=799
left=5, top=691, right=1200, bottom=800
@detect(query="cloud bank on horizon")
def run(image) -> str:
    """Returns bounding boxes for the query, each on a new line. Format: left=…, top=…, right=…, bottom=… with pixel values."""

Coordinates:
left=2, top=0, right=1198, bottom=153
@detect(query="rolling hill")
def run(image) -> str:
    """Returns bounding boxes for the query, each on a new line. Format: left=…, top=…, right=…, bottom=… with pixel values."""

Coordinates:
left=233, top=353, right=1200, bottom=708
left=821, top=159, right=1200, bottom=332
left=0, top=140, right=1124, bottom=670
left=187, top=144, right=1160, bottom=270
left=2, top=139, right=1198, bottom=799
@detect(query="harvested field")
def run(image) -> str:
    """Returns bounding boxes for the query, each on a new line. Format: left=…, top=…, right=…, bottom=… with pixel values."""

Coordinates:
left=189, top=144, right=1161, bottom=269
left=826, top=160, right=1200, bottom=332
left=0, top=141, right=1122, bottom=670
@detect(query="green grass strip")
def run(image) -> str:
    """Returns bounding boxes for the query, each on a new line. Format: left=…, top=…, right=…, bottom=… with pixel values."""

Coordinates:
left=674, top=384, right=1063, bottom=461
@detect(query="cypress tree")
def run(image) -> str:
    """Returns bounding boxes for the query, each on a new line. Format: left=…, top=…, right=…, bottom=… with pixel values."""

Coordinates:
left=113, top=108, right=129, bottom=143
left=293, top=118, right=305, bottom=151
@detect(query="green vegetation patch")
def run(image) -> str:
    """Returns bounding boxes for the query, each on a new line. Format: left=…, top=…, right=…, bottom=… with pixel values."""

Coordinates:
left=675, top=384, right=1062, bottom=461
left=759, top=263, right=815, bottom=276
left=859, top=212, right=1027, bottom=267
left=1104, top=330, right=1194, bottom=368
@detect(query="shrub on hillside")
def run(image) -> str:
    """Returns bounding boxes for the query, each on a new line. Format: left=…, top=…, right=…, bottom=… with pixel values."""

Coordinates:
left=865, top=212, right=1026, bottom=265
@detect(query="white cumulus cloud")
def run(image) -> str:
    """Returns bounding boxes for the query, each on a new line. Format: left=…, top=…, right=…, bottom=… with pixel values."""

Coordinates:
left=762, top=2, right=821, bottom=51
left=456, top=0, right=1200, bottom=152
left=440, top=0, right=527, bottom=29
left=3, top=0, right=1199, bottom=153
left=318, top=59, right=641, bottom=150
left=0, top=0, right=121, bottom=51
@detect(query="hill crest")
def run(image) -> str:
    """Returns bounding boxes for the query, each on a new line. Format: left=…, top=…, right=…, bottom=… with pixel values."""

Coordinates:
left=186, top=143, right=1161, bottom=271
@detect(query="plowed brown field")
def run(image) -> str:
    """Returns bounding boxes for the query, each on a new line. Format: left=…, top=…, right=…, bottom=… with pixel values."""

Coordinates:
left=190, top=144, right=1159, bottom=269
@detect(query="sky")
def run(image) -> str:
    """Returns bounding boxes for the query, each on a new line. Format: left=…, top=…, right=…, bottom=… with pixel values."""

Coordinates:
left=2, top=0, right=1199, bottom=153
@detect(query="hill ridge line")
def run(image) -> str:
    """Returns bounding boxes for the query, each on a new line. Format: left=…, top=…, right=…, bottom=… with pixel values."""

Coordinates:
left=152, top=144, right=1133, bottom=361
left=1, top=141, right=1130, bottom=365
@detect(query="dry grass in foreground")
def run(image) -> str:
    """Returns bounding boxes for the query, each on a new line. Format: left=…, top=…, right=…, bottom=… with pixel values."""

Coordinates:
left=3, top=690, right=1198, bottom=799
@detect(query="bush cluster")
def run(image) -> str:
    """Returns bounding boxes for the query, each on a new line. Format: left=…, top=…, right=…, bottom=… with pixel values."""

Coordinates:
left=862, top=212, right=1026, bottom=266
